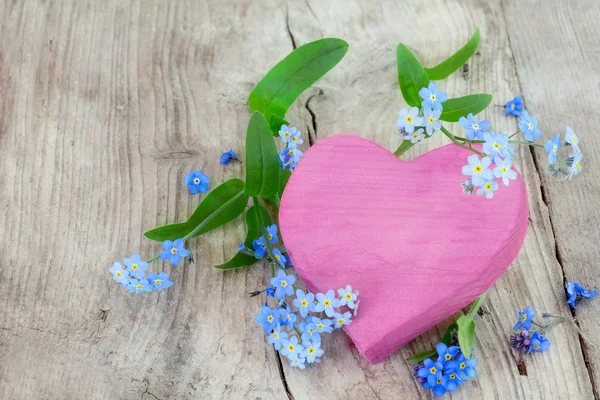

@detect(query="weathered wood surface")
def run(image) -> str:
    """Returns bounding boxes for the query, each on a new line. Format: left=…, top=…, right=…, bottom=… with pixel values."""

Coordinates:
left=0, top=0, right=597, bottom=399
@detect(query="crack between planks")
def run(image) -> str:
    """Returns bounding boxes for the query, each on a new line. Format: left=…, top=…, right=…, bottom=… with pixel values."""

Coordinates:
left=304, top=89, right=323, bottom=147
left=500, top=1, right=598, bottom=398
left=285, top=6, right=297, bottom=50
left=274, top=348, right=295, bottom=400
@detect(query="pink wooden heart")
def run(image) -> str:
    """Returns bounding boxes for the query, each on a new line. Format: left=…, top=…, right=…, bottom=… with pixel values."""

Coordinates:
left=279, top=134, right=528, bottom=364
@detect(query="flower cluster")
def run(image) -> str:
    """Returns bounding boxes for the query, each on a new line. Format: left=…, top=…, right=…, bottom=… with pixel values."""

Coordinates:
left=510, top=306, right=553, bottom=354
left=566, top=281, right=597, bottom=309
left=278, top=125, right=304, bottom=170
left=396, top=82, right=446, bottom=143
left=109, top=253, right=174, bottom=294
left=254, top=259, right=359, bottom=369
left=415, top=342, right=477, bottom=397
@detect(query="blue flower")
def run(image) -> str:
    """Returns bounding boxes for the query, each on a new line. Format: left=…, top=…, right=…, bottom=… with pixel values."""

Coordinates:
left=454, top=354, right=477, bottom=380
left=314, top=290, right=341, bottom=317
left=307, top=317, right=334, bottom=334
left=423, top=375, right=446, bottom=397
left=270, top=269, right=296, bottom=299
left=504, top=95, right=523, bottom=117
left=293, top=290, right=316, bottom=317
left=301, top=326, right=321, bottom=344
left=288, top=128, right=304, bottom=146
left=280, top=336, right=304, bottom=359
left=514, top=306, right=536, bottom=331
left=436, top=343, right=460, bottom=366
left=483, top=132, right=512, bottom=159
left=184, top=170, right=209, bottom=194
left=265, top=287, right=275, bottom=297
left=417, top=358, right=444, bottom=386
left=288, top=353, right=307, bottom=369
left=279, top=144, right=304, bottom=170
left=279, top=305, right=298, bottom=329
left=301, top=340, right=324, bottom=363
left=565, top=127, right=581, bottom=154
left=265, top=224, right=278, bottom=245
left=337, top=285, right=358, bottom=309
left=419, top=83, right=448, bottom=111
left=123, top=253, right=149, bottom=280
left=459, top=113, right=490, bottom=140
left=396, top=107, right=423, bottom=134
left=545, top=133, right=561, bottom=165
left=109, top=261, right=130, bottom=285
left=252, top=236, right=268, bottom=258
left=518, top=110, right=542, bottom=142
left=528, top=331, right=550, bottom=353
left=126, top=278, right=153, bottom=294
left=255, top=305, right=279, bottom=333
left=442, top=370, right=463, bottom=392
left=566, top=282, right=598, bottom=309
left=333, top=311, right=352, bottom=328
left=404, top=128, right=425, bottom=144
left=272, top=248, right=287, bottom=268
left=476, top=178, right=499, bottom=199
left=279, top=125, right=300, bottom=144
left=148, top=272, right=173, bottom=291
left=268, top=324, right=288, bottom=350
left=568, top=153, right=583, bottom=181
left=494, top=157, right=518, bottom=186
left=422, top=108, right=441, bottom=135
left=462, top=154, right=493, bottom=186
left=160, top=238, right=190, bottom=266
left=219, top=149, right=237, bottom=164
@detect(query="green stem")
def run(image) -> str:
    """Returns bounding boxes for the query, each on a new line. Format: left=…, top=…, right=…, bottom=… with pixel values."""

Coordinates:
left=467, top=292, right=488, bottom=319
left=440, top=126, right=485, bottom=157
left=454, top=136, right=485, bottom=144
left=536, top=315, right=565, bottom=334
left=274, top=193, right=281, bottom=209
left=508, top=139, right=545, bottom=148
left=509, top=130, right=521, bottom=139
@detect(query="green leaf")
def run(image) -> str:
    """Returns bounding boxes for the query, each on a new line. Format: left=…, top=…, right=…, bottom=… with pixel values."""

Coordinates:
left=245, top=112, right=280, bottom=198
left=278, top=169, right=292, bottom=194
left=145, top=179, right=249, bottom=242
left=396, top=43, right=430, bottom=107
left=456, top=315, right=475, bottom=359
left=214, top=204, right=271, bottom=269
left=441, top=323, right=458, bottom=346
left=269, top=115, right=289, bottom=136
left=439, top=94, right=492, bottom=122
left=248, top=38, right=348, bottom=123
left=425, top=28, right=480, bottom=80
left=394, top=140, right=415, bottom=157
left=407, top=348, right=437, bottom=365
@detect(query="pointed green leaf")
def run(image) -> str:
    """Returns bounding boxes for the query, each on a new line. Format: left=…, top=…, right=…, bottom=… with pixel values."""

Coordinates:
left=145, top=179, right=249, bottom=242
left=425, top=27, right=480, bottom=80
left=245, top=112, right=280, bottom=198
left=440, top=94, right=492, bottom=122
left=269, top=115, right=289, bottom=136
left=214, top=204, right=271, bottom=269
left=441, top=323, right=458, bottom=346
left=396, top=43, right=430, bottom=107
left=456, top=315, right=475, bottom=359
left=407, top=348, right=437, bottom=365
left=249, top=38, right=348, bottom=125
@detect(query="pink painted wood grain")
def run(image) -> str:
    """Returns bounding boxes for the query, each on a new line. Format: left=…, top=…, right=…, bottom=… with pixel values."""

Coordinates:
left=279, top=134, right=528, bottom=364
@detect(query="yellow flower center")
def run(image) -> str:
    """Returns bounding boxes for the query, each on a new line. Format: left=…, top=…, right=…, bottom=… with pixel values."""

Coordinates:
left=430, top=94, right=437, bottom=101
left=460, top=362, right=466, bottom=369
left=437, top=379, right=443, bottom=384
left=474, top=165, right=482, bottom=173
left=301, top=300, right=308, bottom=307
left=337, top=318, right=345, bottom=325
left=494, top=143, right=501, bottom=149
left=406, top=115, right=413, bottom=123
left=511, top=104, right=515, bottom=110
left=267, top=233, right=273, bottom=240
left=445, top=354, right=451, bottom=360
left=485, top=183, right=492, bottom=190
left=450, top=374, right=456, bottom=379
left=430, top=367, right=437, bottom=374
left=521, top=314, right=527, bottom=322
left=281, top=281, right=287, bottom=287
left=428, top=117, right=434, bottom=123
left=534, top=344, right=540, bottom=349
left=288, top=345, right=295, bottom=351
left=131, top=263, right=138, bottom=271
left=273, top=332, right=279, bottom=339
left=155, top=279, right=162, bottom=285
left=323, top=300, right=331, bottom=307
left=573, top=138, right=578, bottom=144
left=345, top=293, right=352, bottom=300
left=308, top=348, right=315, bottom=354
left=502, top=167, right=507, bottom=173
left=473, top=123, right=479, bottom=130
left=171, top=248, right=178, bottom=255
left=308, top=329, right=315, bottom=334
left=575, top=163, right=580, bottom=169
left=116, top=271, right=122, bottom=277
left=317, top=323, right=324, bottom=329
left=528, top=122, right=534, bottom=130
left=289, top=150, right=295, bottom=155
left=284, top=132, right=290, bottom=137
left=267, top=316, right=274, bottom=322
left=136, top=284, right=143, bottom=289
left=412, top=133, right=419, bottom=139
left=291, top=137, right=297, bottom=142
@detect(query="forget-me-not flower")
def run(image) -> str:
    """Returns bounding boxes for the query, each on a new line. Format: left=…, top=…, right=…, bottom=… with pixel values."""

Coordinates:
left=443, top=370, right=463, bottom=392
left=514, top=306, right=536, bottom=331
left=255, top=305, right=279, bottom=333
left=422, top=108, right=441, bottom=135
left=314, top=290, right=341, bottom=317
left=126, top=278, right=153, bottom=294
left=280, top=335, right=304, bottom=358
left=279, top=125, right=298, bottom=143
left=280, top=144, right=303, bottom=170
left=483, top=132, right=512, bottom=159
left=462, top=154, right=493, bottom=186
left=476, top=179, right=499, bottom=199
left=109, top=261, right=130, bottom=285
left=422, top=376, right=446, bottom=397
left=569, top=153, right=583, bottom=181
left=417, top=358, right=444, bottom=386
left=270, top=269, right=296, bottom=299
left=301, top=325, right=321, bottom=344
left=333, top=311, right=352, bottom=328
left=419, top=83, right=448, bottom=111
left=279, top=305, right=298, bottom=329
left=123, top=253, right=149, bottom=280
left=565, top=127, right=581, bottom=154
left=436, top=342, right=460, bottom=366
left=288, top=353, right=307, bottom=369
left=184, top=170, right=209, bottom=194
left=219, top=149, right=237, bottom=164
left=396, top=107, right=423, bottom=134
left=252, top=236, right=267, bottom=258
left=566, top=281, right=598, bottom=309
left=148, top=272, right=173, bottom=291
left=545, top=133, right=561, bottom=165
left=272, top=248, right=286, bottom=268
left=459, top=113, right=489, bottom=140
left=518, top=110, right=542, bottom=142
left=308, top=317, right=334, bottom=334
left=266, top=224, right=278, bottom=244
left=404, top=128, right=425, bottom=144
left=504, top=95, right=523, bottom=117
left=268, top=324, right=288, bottom=350
left=160, top=238, right=190, bottom=266
left=454, top=354, right=477, bottom=380
left=301, top=340, right=324, bottom=363
left=338, top=285, right=358, bottom=309
left=528, top=331, right=550, bottom=353
left=293, top=290, right=316, bottom=317
left=494, top=157, right=518, bottom=186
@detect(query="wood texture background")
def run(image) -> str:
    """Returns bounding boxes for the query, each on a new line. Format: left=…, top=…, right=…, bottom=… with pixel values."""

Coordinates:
left=0, top=0, right=598, bottom=399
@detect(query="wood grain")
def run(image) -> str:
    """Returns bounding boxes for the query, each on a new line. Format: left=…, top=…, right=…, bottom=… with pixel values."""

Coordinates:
left=0, top=0, right=597, bottom=399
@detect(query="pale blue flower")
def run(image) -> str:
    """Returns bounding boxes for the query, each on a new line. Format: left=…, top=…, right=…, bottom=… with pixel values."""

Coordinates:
left=288, top=352, right=307, bottom=369
left=476, top=179, right=499, bottom=199
left=266, top=224, right=278, bottom=245
left=565, top=127, right=581, bottom=155
left=545, top=133, right=561, bottom=165
left=404, top=128, right=425, bottom=144
left=288, top=128, right=304, bottom=146
left=109, top=261, right=130, bottom=285
left=148, top=272, right=173, bottom=291
left=422, top=108, right=441, bottom=135
left=255, top=305, right=279, bottom=333
left=333, top=311, right=352, bottom=328
left=314, top=290, right=341, bottom=317
left=419, top=83, right=448, bottom=111
left=279, top=125, right=298, bottom=143
left=337, top=285, right=358, bottom=309
left=483, top=132, right=512, bottom=159
left=301, top=325, right=321, bottom=344
left=270, top=269, right=296, bottom=299
left=279, top=144, right=303, bottom=170
left=293, top=290, right=316, bottom=317
left=280, top=336, right=304, bottom=359
left=307, top=317, right=333, bottom=334
left=459, top=113, right=489, bottom=140
left=396, top=107, right=423, bottom=134
left=279, top=305, right=298, bottom=329
left=160, top=239, right=190, bottom=266
left=461, top=154, right=493, bottom=186
left=126, top=278, right=153, bottom=294
left=518, top=110, right=542, bottom=142
left=301, top=340, right=324, bottom=363
left=569, top=153, right=583, bottom=180
left=268, top=324, right=288, bottom=350
left=123, top=253, right=149, bottom=280
left=494, top=157, right=518, bottom=186
left=272, top=248, right=286, bottom=268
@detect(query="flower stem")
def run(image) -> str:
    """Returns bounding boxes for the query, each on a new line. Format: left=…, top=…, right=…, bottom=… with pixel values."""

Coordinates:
left=508, top=139, right=545, bottom=148
left=509, top=130, right=521, bottom=139
left=441, top=126, right=485, bottom=157
left=467, top=292, right=488, bottom=319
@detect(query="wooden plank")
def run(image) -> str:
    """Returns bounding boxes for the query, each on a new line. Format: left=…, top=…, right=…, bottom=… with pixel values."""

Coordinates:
left=502, top=0, right=600, bottom=397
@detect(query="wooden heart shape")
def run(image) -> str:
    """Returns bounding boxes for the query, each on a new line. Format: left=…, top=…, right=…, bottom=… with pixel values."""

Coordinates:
left=279, top=134, right=528, bottom=364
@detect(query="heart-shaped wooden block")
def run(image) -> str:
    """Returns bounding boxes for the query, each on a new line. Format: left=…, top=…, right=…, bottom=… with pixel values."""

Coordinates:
left=279, top=134, right=528, bottom=364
